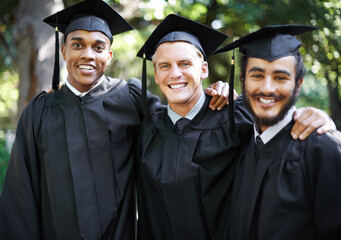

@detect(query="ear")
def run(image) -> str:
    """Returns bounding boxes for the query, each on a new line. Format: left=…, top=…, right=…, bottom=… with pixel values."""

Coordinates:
left=295, top=78, right=304, bottom=96
left=241, top=77, right=246, bottom=91
left=61, top=45, right=66, bottom=61
left=107, top=50, right=113, bottom=66
left=154, top=68, right=159, bottom=85
left=201, top=61, right=209, bottom=79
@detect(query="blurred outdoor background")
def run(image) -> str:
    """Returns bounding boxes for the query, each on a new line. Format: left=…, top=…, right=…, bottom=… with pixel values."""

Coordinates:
left=0, top=0, right=340, bottom=191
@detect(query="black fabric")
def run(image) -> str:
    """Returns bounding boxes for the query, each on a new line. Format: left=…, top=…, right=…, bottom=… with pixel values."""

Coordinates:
left=136, top=96, right=253, bottom=240
left=214, top=25, right=317, bottom=61
left=64, top=15, right=113, bottom=42
left=175, top=118, right=191, bottom=132
left=255, top=135, right=264, bottom=154
left=154, top=31, right=205, bottom=59
left=0, top=77, right=161, bottom=240
left=229, top=121, right=341, bottom=240
left=43, top=0, right=133, bottom=37
left=136, top=14, right=227, bottom=61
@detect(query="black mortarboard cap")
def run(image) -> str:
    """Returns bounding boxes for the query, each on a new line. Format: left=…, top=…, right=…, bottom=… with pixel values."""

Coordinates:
left=43, top=0, right=133, bottom=91
left=136, top=14, right=228, bottom=119
left=137, top=14, right=227, bottom=61
left=214, top=24, right=317, bottom=133
left=215, top=24, right=317, bottom=60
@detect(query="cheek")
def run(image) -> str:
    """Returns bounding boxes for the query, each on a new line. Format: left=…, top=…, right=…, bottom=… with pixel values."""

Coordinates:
left=98, top=56, right=109, bottom=67
left=156, top=72, right=168, bottom=85
left=280, top=82, right=296, bottom=96
left=244, top=81, right=257, bottom=93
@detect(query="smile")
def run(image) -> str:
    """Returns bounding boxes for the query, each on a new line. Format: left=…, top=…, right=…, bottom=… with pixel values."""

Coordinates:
left=259, top=98, right=276, bottom=104
left=78, top=65, right=95, bottom=70
left=169, top=83, right=187, bottom=89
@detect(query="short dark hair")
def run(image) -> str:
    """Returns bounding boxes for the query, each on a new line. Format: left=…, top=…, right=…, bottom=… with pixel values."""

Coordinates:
left=240, top=52, right=306, bottom=89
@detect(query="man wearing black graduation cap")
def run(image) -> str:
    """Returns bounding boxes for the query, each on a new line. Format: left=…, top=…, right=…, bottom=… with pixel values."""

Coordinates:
left=135, top=15, right=334, bottom=240
left=0, top=0, right=162, bottom=239
left=135, top=14, right=254, bottom=240
left=215, top=25, right=341, bottom=239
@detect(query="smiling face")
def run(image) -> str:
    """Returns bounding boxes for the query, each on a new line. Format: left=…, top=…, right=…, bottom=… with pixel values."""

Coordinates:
left=243, top=56, right=303, bottom=132
left=61, top=30, right=113, bottom=92
left=153, top=41, right=208, bottom=116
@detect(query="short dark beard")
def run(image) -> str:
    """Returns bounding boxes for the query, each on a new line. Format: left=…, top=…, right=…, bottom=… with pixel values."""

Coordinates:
left=243, top=84, right=299, bottom=131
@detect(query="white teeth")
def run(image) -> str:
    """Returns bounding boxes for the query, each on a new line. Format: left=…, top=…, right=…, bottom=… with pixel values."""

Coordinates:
left=170, top=84, right=186, bottom=89
left=259, top=98, right=275, bottom=104
left=79, top=65, right=94, bottom=70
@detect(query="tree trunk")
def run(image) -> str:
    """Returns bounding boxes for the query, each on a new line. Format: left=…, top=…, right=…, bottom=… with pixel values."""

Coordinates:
left=14, top=0, right=63, bottom=120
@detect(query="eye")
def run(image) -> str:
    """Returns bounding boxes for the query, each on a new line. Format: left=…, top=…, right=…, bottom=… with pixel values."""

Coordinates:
left=251, top=73, right=263, bottom=79
left=95, top=45, right=105, bottom=51
left=72, top=43, right=82, bottom=48
left=274, top=75, right=289, bottom=81
left=160, top=64, right=169, bottom=70
left=180, top=62, right=191, bottom=68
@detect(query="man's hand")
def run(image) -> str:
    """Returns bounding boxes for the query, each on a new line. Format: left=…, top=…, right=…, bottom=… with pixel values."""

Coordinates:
left=47, top=82, right=64, bottom=93
left=204, top=81, right=238, bottom=111
left=291, top=107, right=336, bottom=140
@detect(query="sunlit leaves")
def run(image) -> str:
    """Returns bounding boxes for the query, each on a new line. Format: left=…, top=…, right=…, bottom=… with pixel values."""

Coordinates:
left=0, top=71, right=18, bottom=129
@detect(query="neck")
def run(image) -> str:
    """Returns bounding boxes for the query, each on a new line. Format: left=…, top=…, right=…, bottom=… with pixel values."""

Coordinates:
left=169, top=102, right=195, bottom=117
left=168, top=92, right=202, bottom=117
left=258, top=125, right=269, bottom=133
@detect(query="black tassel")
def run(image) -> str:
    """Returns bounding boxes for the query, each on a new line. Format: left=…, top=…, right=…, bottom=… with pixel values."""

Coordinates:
left=229, top=52, right=236, bottom=133
left=142, top=52, right=150, bottom=120
left=52, top=16, right=60, bottom=92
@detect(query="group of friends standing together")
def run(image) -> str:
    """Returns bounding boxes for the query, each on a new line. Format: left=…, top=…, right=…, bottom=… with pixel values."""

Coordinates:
left=0, top=0, right=341, bottom=239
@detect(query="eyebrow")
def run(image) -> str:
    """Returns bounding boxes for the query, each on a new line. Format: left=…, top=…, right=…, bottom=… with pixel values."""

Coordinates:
left=248, top=67, right=265, bottom=73
left=70, top=37, right=83, bottom=41
left=157, top=61, right=169, bottom=67
left=248, top=67, right=291, bottom=76
left=273, top=70, right=291, bottom=76
left=70, top=37, right=107, bottom=45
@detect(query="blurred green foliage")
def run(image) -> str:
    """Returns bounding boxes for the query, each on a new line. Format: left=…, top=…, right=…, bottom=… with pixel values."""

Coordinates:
left=0, top=71, right=18, bottom=130
left=0, top=136, right=10, bottom=193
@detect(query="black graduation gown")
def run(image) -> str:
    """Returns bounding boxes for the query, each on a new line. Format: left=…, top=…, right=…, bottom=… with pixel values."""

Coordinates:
left=137, top=96, right=253, bottom=240
left=229, top=121, right=341, bottom=240
left=0, top=77, right=160, bottom=240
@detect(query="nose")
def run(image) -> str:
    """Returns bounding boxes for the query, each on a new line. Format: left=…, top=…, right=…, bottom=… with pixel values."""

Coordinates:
left=170, top=64, right=182, bottom=79
left=259, top=75, right=275, bottom=94
left=80, top=46, right=95, bottom=60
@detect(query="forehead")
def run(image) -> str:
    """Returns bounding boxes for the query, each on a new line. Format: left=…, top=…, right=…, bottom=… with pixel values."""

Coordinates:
left=65, top=29, right=110, bottom=44
left=246, top=55, right=296, bottom=72
left=155, top=41, right=201, bottom=60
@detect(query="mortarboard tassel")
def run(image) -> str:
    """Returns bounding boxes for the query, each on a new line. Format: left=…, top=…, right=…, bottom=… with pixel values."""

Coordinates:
left=142, top=51, right=150, bottom=120
left=229, top=50, right=236, bottom=133
left=52, top=15, right=60, bottom=92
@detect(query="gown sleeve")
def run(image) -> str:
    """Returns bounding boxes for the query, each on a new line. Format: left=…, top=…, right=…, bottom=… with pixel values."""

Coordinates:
left=127, top=78, right=164, bottom=118
left=301, top=131, right=341, bottom=239
left=0, top=92, right=46, bottom=239
left=233, top=95, right=254, bottom=141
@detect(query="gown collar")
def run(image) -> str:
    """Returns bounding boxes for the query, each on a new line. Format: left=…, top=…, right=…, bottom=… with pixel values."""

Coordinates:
left=65, top=75, right=105, bottom=97
left=167, top=91, right=205, bottom=125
